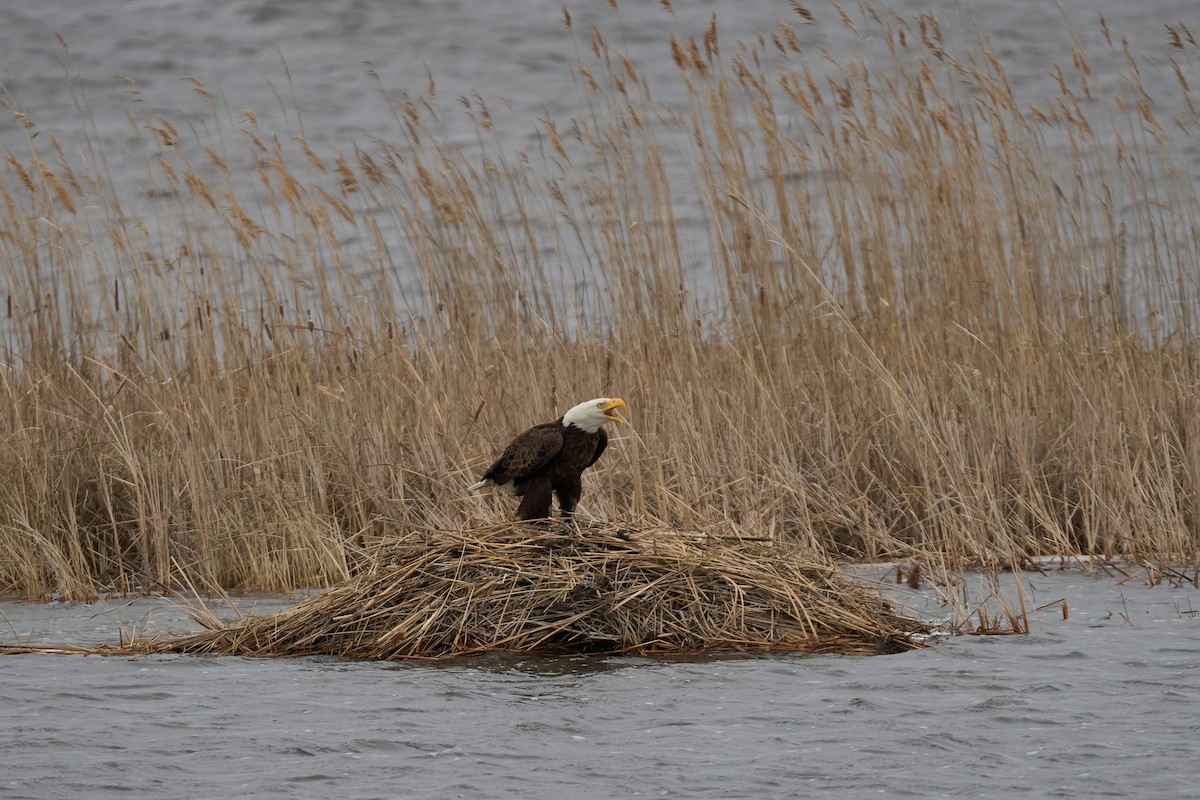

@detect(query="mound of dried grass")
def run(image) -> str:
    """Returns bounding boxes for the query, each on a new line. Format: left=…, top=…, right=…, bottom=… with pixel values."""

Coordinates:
left=125, top=522, right=927, bottom=659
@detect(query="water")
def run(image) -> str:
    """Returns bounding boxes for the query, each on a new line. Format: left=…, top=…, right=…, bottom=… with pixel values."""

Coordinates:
left=2, top=0, right=1197, bottom=318
left=3, top=0, right=1192, bottom=145
left=3, top=568, right=1200, bottom=798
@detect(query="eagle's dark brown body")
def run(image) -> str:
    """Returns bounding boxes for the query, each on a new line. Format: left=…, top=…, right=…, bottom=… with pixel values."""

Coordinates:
left=477, top=418, right=609, bottom=520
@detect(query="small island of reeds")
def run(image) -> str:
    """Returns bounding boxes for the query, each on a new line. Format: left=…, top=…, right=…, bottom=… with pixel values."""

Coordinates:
left=2, top=3, right=1199, bottom=654
left=113, top=522, right=927, bottom=659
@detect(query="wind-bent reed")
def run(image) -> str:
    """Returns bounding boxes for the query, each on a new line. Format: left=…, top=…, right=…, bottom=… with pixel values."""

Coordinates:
left=2, top=4, right=1199, bottom=600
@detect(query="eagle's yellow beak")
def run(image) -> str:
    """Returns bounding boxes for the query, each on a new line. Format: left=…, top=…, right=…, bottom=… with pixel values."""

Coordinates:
left=601, top=397, right=627, bottom=423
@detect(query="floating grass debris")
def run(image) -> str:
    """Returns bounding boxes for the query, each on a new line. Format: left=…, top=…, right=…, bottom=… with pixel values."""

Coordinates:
left=114, top=522, right=928, bottom=658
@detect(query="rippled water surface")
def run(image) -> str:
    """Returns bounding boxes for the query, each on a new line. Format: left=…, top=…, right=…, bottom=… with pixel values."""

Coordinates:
left=4, top=569, right=1200, bottom=799
left=3, top=0, right=1197, bottom=307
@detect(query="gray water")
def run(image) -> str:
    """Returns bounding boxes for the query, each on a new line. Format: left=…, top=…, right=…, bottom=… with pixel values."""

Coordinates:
left=4, top=0, right=1193, bottom=148
left=3, top=568, right=1200, bottom=799
left=2, top=0, right=1198, bottom=316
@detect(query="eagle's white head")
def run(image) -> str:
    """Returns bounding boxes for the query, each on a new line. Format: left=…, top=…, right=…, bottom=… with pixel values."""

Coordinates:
left=562, top=397, right=626, bottom=433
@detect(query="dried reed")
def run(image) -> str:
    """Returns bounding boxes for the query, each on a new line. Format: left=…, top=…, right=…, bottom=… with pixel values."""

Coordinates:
left=1, top=5, right=1199, bottom=600
left=116, top=521, right=926, bottom=658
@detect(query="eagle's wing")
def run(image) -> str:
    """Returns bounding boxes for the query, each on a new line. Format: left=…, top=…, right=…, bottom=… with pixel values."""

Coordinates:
left=586, top=428, right=609, bottom=468
left=485, top=423, right=565, bottom=482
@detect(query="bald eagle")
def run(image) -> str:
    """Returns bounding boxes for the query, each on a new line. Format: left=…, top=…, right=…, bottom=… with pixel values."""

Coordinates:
left=469, top=397, right=626, bottom=520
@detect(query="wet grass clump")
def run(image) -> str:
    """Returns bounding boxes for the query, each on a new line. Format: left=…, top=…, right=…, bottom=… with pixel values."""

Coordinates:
left=118, top=522, right=927, bottom=658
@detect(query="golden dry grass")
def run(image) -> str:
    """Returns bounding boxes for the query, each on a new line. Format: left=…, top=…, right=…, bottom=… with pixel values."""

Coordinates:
left=1, top=5, right=1199, bottom=601
left=107, top=521, right=926, bottom=658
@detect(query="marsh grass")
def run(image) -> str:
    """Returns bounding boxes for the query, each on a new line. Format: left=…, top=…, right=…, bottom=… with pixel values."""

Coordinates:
left=103, top=520, right=927, bottom=658
left=2, top=4, right=1200, bottom=600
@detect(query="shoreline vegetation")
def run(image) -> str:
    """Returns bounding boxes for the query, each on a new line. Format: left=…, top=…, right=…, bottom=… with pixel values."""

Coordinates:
left=113, top=523, right=934, bottom=658
left=2, top=3, right=1200, bottom=616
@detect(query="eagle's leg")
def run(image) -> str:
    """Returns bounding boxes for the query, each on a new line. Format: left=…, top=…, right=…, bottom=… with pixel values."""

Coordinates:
left=515, top=478, right=554, bottom=520
left=554, top=477, right=583, bottom=516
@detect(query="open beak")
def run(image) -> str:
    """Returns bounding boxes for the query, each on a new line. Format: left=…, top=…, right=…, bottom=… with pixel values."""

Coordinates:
left=601, top=397, right=627, bottom=424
